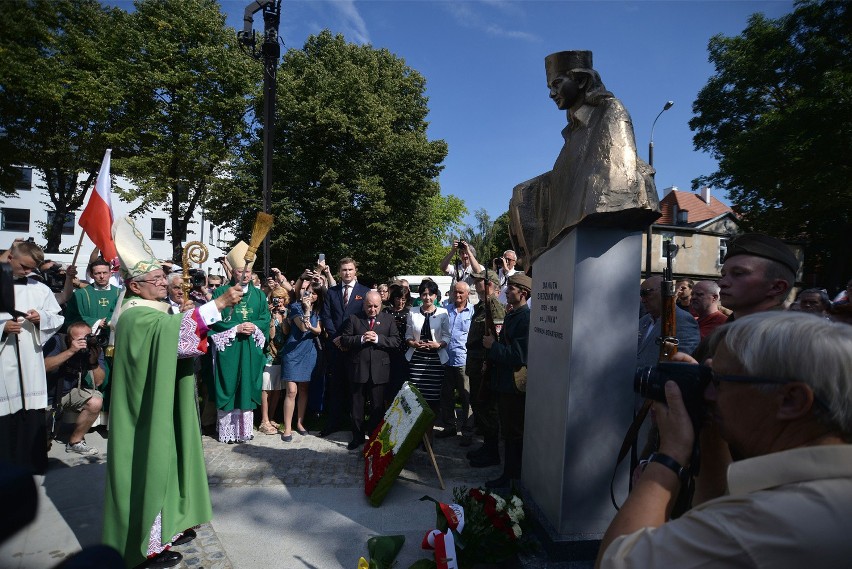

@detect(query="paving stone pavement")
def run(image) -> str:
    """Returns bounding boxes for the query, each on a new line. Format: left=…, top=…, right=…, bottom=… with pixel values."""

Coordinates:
left=2, top=425, right=586, bottom=568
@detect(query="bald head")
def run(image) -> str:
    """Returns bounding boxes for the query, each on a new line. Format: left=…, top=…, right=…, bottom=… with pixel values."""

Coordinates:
left=691, top=280, right=720, bottom=317
left=364, top=290, right=382, bottom=318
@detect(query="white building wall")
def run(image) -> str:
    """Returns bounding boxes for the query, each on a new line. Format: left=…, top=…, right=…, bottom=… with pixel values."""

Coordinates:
left=1, top=167, right=233, bottom=275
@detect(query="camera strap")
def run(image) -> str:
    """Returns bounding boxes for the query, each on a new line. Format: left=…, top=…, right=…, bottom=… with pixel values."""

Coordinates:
left=610, top=399, right=652, bottom=510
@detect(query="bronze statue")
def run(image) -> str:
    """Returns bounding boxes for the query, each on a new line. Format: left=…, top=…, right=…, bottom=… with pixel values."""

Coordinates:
left=510, top=51, right=660, bottom=265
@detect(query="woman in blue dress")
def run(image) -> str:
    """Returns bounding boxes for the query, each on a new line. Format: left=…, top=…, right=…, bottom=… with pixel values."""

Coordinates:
left=280, top=280, right=325, bottom=441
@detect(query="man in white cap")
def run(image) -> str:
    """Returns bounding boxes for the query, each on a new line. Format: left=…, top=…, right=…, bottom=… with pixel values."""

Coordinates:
left=205, top=240, right=270, bottom=443
left=102, top=217, right=244, bottom=569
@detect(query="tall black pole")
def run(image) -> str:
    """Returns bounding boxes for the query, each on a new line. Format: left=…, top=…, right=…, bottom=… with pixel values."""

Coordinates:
left=261, top=2, right=280, bottom=278
left=645, top=100, right=674, bottom=278
left=239, top=0, right=281, bottom=278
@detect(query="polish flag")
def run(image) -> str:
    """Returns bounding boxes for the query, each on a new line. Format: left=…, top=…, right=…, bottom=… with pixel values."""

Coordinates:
left=78, top=149, right=117, bottom=262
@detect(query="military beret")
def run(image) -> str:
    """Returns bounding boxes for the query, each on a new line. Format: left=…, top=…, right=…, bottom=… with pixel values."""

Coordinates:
left=724, top=233, right=799, bottom=274
left=508, top=273, right=533, bottom=292
left=471, top=269, right=501, bottom=287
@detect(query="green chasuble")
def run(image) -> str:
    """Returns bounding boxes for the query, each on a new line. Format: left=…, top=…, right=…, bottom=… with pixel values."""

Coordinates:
left=207, top=283, right=270, bottom=411
left=63, top=285, right=120, bottom=328
left=103, top=300, right=212, bottom=568
left=63, top=285, right=120, bottom=409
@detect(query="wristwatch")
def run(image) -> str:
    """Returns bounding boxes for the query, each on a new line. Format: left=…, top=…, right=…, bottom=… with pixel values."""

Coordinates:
left=648, top=452, right=689, bottom=482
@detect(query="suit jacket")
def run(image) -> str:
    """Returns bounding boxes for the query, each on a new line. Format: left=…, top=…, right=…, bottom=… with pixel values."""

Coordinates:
left=321, top=281, right=370, bottom=339
left=405, top=306, right=451, bottom=364
left=637, top=306, right=701, bottom=369
left=339, top=313, right=399, bottom=384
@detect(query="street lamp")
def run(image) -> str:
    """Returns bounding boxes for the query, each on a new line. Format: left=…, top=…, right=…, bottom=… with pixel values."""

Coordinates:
left=238, top=0, right=281, bottom=278
left=648, top=100, right=674, bottom=168
left=645, top=100, right=673, bottom=278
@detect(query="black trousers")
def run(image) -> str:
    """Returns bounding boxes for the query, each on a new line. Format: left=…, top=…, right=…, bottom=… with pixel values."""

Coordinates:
left=324, top=345, right=352, bottom=431
left=0, top=409, right=48, bottom=475
left=351, top=379, right=385, bottom=439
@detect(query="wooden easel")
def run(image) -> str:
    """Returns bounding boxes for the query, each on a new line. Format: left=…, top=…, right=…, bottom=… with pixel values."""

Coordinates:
left=422, top=434, right=445, bottom=489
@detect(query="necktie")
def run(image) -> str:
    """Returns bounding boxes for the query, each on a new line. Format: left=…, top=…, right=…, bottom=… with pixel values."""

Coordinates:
left=343, top=285, right=350, bottom=306
left=369, top=318, right=375, bottom=330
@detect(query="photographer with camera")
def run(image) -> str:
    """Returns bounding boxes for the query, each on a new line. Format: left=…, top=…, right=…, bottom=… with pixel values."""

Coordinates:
left=493, top=249, right=518, bottom=304
left=37, top=259, right=78, bottom=306
left=44, top=321, right=105, bottom=455
left=597, top=311, right=852, bottom=568
left=440, top=239, right=483, bottom=288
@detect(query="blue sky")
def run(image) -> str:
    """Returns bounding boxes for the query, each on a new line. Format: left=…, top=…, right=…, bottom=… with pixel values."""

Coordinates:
left=222, top=0, right=794, bottom=226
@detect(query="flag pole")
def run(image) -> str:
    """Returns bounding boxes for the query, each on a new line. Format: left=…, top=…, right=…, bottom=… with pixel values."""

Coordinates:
left=70, top=231, right=86, bottom=267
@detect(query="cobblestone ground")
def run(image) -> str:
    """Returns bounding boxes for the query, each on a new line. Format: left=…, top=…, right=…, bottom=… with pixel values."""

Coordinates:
left=194, top=426, right=505, bottom=568
left=202, top=426, right=501, bottom=489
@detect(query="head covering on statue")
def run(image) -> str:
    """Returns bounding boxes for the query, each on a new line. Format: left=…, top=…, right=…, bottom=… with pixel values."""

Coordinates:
left=509, top=50, right=661, bottom=266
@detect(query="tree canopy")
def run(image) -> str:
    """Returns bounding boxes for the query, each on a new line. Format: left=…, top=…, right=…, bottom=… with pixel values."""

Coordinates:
left=0, top=0, right=126, bottom=251
left=115, top=0, right=259, bottom=261
left=208, top=31, right=455, bottom=282
left=690, top=0, right=852, bottom=288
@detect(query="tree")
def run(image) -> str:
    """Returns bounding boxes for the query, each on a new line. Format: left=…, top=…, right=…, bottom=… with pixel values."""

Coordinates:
left=208, top=31, right=453, bottom=282
left=0, top=0, right=127, bottom=251
left=690, top=0, right=852, bottom=289
left=115, top=0, right=260, bottom=261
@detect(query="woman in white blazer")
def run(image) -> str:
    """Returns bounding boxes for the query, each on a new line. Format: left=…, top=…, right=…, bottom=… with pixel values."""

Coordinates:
left=405, top=280, right=451, bottom=413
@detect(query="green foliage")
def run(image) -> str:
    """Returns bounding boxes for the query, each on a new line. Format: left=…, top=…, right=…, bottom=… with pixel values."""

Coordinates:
left=0, top=0, right=126, bottom=250
left=456, top=209, right=516, bottom=270
left=116, top=0, right=260, bottom=261
left=407, top=194, right=467, bottom=275
left=690, top=0, right=852, bottom=288
left=210, top=31, right=453, bottom=282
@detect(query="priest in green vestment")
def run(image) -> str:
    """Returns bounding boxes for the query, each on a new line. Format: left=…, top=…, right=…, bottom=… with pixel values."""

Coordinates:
left=206, top=241, right=270, bottom=443
left=62, top=257, right=119, bottom=409
left=103, top=217, right=244, bottom=569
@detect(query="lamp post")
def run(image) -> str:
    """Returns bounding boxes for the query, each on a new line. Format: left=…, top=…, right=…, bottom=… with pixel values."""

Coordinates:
left=238, top=0, right=281, bottom=278
left=645, top=100, right=674, bottom=278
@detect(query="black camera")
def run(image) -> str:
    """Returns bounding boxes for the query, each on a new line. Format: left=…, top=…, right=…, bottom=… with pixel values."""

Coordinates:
left=458, top=240, right=468, bottom=250
left=85, top=325, right=110, bottom=349
left=188, top=268, right=206, bottom=288
left=493, top=257, right=503, bottom=268
left=214, top=256, right=225, bottom=264
left=37, top=265, right=66, bottom=293
left=634, top=362, right=711, bottom=427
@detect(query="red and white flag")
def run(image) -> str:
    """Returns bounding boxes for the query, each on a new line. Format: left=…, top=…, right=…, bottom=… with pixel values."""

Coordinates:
left=78, top=149, right=117, bottom=262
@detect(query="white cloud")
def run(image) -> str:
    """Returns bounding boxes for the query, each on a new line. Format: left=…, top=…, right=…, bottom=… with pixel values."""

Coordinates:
left=329, top=0, right=371, bottom=44
left=442, top=0, right=539, bottom=42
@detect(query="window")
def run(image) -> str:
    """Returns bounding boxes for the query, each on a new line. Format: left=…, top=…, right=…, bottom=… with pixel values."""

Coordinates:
left=15, top=167, right=32, bottom=191
left=209, top=223, right=215, bottom=245
left=718, top=238, right=729, bottom=266
left=47, top=211, right=75, bottom=235
left=1, top=208, right=30, bottom=232
left=151, top=218, right=166, bottom=241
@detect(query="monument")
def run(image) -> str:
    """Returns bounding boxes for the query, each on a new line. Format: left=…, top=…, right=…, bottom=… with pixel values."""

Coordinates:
left=509, top=51, right=660, bottom=559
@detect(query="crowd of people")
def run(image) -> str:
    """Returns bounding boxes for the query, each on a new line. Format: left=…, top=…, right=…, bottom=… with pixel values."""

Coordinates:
left=3, top=228, right=851, bottom=567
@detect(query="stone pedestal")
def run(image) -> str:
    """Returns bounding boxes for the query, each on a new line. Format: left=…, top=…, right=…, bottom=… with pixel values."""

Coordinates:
left=522, top=227, right=642, bottom=556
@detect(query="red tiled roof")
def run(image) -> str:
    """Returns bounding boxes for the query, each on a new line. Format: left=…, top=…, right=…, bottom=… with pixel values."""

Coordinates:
left=658, top=189, right=732, bottom=225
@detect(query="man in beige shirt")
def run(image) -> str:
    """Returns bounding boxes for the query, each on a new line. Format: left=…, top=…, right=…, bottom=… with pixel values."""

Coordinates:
left=597, top=311, right=852, bottom=569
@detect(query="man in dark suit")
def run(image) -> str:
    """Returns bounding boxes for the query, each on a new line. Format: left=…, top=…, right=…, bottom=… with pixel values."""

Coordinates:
left=339, top=291, right=400, bottom=450
left=320, top=257, right=371, bottom=436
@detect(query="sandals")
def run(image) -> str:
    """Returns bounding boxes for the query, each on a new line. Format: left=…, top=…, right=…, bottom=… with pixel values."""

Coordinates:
left=258, top=421, right=278, bottom=435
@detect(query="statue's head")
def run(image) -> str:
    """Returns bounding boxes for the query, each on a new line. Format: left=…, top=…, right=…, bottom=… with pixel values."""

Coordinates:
left=544, top=50, right=611, bottom=110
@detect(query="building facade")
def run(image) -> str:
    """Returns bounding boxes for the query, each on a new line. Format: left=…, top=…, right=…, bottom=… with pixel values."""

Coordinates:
left=1, top=167, right=233, bottom=275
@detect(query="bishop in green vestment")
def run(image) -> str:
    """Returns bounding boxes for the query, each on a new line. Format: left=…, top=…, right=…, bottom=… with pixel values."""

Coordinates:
left=207, top=253, right=270, bottom=443
left=103, top=217, right=245, bottom=568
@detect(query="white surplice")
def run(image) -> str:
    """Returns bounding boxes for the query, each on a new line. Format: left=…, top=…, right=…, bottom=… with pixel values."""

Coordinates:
left=0, top=277, right=64, bottom=415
